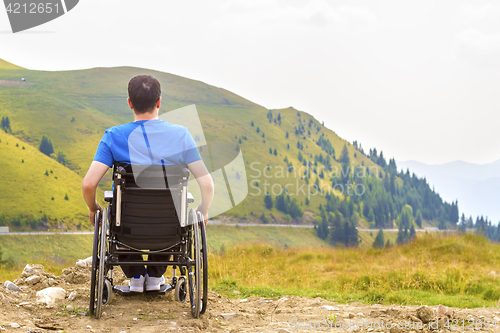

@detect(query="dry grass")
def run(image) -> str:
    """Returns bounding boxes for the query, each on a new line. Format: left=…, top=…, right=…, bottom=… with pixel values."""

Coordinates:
left=210, top=233, right=500, bottom=308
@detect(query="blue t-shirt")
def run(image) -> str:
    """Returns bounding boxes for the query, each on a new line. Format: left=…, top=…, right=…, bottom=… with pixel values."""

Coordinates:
left=93, top=119, right=201, bottom=168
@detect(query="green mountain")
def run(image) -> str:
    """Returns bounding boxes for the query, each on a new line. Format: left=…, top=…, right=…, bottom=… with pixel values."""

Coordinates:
left=0, top=58, right=24, bottom=70
left=0, top=59, right=457, bottom=234
left=0, top=129, right=91, bottom=229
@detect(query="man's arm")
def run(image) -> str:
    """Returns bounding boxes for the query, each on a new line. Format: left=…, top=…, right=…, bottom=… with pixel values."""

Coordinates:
left=82, top=161, right=110, bottom=226
left=187, top=160, right=214, bottom=226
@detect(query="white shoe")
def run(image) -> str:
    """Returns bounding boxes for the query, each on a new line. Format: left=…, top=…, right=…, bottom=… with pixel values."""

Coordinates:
left=145, top=274, right=165, bottom=291
left=129, top=275, right=145, bottom=293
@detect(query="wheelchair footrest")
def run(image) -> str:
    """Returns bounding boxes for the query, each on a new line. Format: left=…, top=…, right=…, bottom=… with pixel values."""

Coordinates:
left=113, top=284, right=173, bottom=296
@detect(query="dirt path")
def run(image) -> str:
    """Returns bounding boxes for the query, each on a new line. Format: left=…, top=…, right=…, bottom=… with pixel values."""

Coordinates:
left=0, top=80, right=36, bottom=87
left=1, top=263, right=500, bottom=333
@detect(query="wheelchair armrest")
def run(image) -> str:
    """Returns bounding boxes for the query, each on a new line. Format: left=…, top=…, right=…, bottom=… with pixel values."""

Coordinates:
left=187, top=192, right=195, bottom=204
left=104, top=191, right=113, bottom=202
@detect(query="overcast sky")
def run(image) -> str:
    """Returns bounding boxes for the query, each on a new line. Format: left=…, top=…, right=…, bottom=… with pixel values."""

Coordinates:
left=1, top=0, right=499, bottom=165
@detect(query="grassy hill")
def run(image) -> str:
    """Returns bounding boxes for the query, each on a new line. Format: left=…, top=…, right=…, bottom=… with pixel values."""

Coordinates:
left=0, top=58, right=451, bottom=232
left=0, top=58, right=24, bottom=70
left=0, top=130, right=94, bottom=229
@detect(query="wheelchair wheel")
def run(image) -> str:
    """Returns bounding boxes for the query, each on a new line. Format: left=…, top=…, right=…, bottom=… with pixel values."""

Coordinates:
left=102, top=279, right=113, bottom=305
left=196, top=211, right=208, bottom=315
left=95, top=208, right=108, bottom=319
left=187, top=209, right=202, bottom=318
left=89, top=210, right=101, bottom=316
left=174, top=276, right=187, bottom=303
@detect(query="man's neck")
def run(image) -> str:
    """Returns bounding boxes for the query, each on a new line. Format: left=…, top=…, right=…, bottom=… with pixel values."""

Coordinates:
left=133, top=109, right=159, bottom=122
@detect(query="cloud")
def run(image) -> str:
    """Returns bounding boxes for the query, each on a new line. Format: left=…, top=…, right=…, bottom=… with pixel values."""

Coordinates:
left=458, top=3, right=500, bottom=22
left=222, top=0, right=376, bottom=30
left=455, top=28, right=500, bottom=68
left=336, top=6, right=377, bottom=27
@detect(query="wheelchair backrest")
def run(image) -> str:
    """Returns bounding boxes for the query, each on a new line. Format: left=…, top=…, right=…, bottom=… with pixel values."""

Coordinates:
left=110, top=163, right=190, bottom=249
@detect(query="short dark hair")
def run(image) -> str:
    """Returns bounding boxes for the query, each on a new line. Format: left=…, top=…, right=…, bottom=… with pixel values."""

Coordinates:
left=128, top=75, right=161, bottom=114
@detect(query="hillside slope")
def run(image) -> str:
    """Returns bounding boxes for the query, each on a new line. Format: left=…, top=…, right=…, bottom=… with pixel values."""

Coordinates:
left=398, top=160, right=500, bottom=223
left=0, top=58, right=454, bottom=231
left=0, top=58, right=24, bottom=69
left=0, top=130, right=95, bottom=229
left=0, top=61, right=379, bottom=222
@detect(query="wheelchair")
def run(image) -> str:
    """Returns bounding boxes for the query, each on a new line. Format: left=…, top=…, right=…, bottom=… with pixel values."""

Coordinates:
left=89, top=163, right=208, bottom=319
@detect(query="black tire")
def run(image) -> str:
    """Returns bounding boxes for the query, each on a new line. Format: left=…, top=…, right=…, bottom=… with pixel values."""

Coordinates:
left=95, top=208, right=108, bottom=319
left=187, top=209, right=201, bottom=318
left=197, top=211, right=208, bottom=315
left=102, top=279, right=113, bottom=305
left=174, top=276, right=187, bottom=303
left=89, top=210, right=101, bottom=316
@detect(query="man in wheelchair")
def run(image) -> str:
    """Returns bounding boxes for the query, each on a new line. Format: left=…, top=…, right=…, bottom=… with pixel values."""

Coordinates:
left=81, top=75, right=214, bottom=296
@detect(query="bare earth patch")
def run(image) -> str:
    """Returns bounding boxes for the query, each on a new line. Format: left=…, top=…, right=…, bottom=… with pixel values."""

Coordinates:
left=1, top=263, right=500, bottom=332
left=0, top=80, right=37, bottom=87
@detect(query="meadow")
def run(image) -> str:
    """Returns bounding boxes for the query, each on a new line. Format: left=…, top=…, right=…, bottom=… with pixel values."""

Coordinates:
left=1, top=228, right=498, bottom=309
left=0, top=225, right=327, bottom=280
left=211, top=233, right=500, bottom=308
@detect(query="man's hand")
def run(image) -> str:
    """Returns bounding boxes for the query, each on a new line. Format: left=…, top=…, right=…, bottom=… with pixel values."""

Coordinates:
left=89, top=204, right=102, bottom=227
left=82, top=161, right=109, bottom=227
left=196, top=207, right=208, bottom=226
left=188, top=160, right=214, bottom=228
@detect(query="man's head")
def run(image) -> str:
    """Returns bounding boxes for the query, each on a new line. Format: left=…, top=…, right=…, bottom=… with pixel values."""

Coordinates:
left=128, top=75, right=161, bottom=114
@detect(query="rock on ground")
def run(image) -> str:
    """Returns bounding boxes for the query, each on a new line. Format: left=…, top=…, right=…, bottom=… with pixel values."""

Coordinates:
left=36, top=287, right=66, bottom=305
left=417, top=305, right=434, bottom=323
left=3, top=281, right=22, bottom=292
left=25, top=275, right=41, bottom=285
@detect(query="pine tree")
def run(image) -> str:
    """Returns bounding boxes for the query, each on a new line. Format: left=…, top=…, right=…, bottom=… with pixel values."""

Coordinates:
left=340, top=145, right=350, bottom=184
left=409, top=224, right=416, bottom=240
left=57, top=151, right=67, bottom=166
left=1, top=116, right=11, bottom=133
left=372, top=229, right=385, bottom=249
left=39, top=135, right=54, bottom=156
left=396, top=222, right=405, bottom=245
left=264, top=193, right=273, bottom=209
left=368, top=208, right=375, bottom=223
left=377, top=151, right=387, bottom=167
left=316, top=207, right=329, bottom=240
left=449, top=200, right=459, bottom=224
left=396, top=205, right=414, bottom=244
left=415, top=210, right=423, bottom=228
left=458, top=213, right=467, bottom=234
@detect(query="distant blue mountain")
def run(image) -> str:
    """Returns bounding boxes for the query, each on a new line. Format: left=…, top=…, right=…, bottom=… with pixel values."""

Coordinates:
left=397, top=160, right=500, bottom=223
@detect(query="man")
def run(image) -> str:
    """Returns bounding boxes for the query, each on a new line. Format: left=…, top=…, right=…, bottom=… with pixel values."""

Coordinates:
left=82, top=74, right=214, bottom=292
